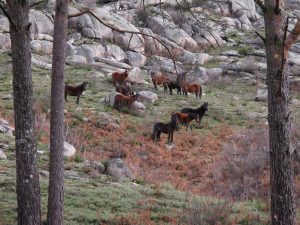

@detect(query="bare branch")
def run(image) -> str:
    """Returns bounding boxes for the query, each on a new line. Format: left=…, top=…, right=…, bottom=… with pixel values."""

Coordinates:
left=285, top=18, right=300, bottom=52
left=68, top=9, right=179, bottom=76
left=254, top=0, right=266, bottom=12
left=30, top=0, right=46, bottom=8
left=251, top=27, right=266, bottom=44
left=0, top=0, right=17, bottom=30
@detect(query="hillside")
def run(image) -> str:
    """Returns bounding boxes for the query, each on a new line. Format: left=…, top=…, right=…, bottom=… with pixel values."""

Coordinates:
left=1, top=0, right=300, bottom=224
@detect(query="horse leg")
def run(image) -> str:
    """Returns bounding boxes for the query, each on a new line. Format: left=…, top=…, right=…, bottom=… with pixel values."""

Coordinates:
left=76, top=95, right=80, bottom=104
left=65, top=92, right=68, bottom=102
left=169, top=87, right=172, bottom=95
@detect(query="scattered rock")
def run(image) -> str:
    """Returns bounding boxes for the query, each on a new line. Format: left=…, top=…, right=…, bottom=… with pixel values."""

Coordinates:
left=127, top=51, right=147, bottom=67
left=255, top=88, right=268, bottom=102
left=63, top=141, right=76, bottom=158
left=2, top=94, right=12, bottom=100
left=131, top=101, right=146, bottom=112
left=291, top=99, right=300, bottom=107
left=65, top=55, right=87, bottom=66
left=0, top=149, right=7, bottom=160
left=40, top=170, right=49, bottom=177
left=127, top=67, right=145, bottom=84
left=31, top=40, right=53, bottom=55
left=0, top=119, right=14, bottom=135
left=105, top=158, right=135, bottom=181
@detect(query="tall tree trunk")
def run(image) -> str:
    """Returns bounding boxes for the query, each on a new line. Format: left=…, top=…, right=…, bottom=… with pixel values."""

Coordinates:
left=264, top=0, right=295, bottom=224
left=6, top=1, right=42, bottom=224
left=47, top=0, right=68, bottom=224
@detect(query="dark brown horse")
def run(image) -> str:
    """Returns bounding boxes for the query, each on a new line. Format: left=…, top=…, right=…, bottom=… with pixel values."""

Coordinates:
left=181, top=102, right=208, bottom=125
left=112, top=69, right=129, bottom=86
left=173, top=112, right=199, bottom=131
left=151, top=72, right=169, bottom=92
left=181, top=83, right=202, bottom=99
left=115, top=82, right=134, bottom=96
left=65, top=82, right=88, bottom=104
left=167, top=80, right=182, bottom=95
left=151, top=114, right=179, bottom=144
left=113, top=93, right=140, bottom=111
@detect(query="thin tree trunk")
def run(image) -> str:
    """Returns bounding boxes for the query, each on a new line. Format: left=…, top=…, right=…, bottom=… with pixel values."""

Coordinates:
left=6, top=1, right=42, bottom=224
left=47, top=0, right=68, bottom=224
left=264, top=0, right=295, bottom=224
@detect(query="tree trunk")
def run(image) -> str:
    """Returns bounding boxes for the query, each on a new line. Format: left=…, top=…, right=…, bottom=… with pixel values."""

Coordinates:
left=47, top=0, right=68, bottom=224
left=6, top=1, right=42, bottom=225
left=264, top=1, right=295, bottom=224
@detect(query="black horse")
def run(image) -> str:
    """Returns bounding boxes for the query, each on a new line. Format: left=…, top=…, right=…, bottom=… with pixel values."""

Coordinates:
left=181, top=102, right=208, bottom=124
left=167, top=80, right=182, bottom=95
left=151, top=115, right=179, bottom=144
left=65, top=82, right=88, bottom=104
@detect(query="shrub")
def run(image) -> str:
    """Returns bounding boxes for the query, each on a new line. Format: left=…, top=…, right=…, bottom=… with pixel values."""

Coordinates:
left=184, top=198, right=232, bottom=225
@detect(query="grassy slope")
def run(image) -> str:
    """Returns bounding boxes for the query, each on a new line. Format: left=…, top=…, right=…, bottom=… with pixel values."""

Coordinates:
left=0, top=51, right=299, bottom=224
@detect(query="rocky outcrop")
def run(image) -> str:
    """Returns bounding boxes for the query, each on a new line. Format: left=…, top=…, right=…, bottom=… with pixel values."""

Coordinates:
left=64, top=141, right=76, bottom=158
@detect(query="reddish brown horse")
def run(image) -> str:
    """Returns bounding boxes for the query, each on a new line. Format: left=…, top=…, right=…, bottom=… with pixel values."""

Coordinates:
left=65, top=82, right=88, bottom=104
left=173, top=112, right=199, bottom=131
left=151, top=72, right=169, bottom=92
left=181, top=83, right=202, bottom=99
left=112, top=69, right=129, bottom=86
left=114, top=93, right=140, bottom=111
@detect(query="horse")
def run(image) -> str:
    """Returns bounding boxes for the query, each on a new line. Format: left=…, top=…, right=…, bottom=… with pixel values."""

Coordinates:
left=112, top=69, right=129, bottom=86
left=167, top=80, right=182, bottom=95
left=181, top=83, right=202, bottom=99
left=115, top=82, right=133, bottom=96
left=151, top=114, right=179, bottom=144
left=173, top=112, right=199, bottom=131
left=113, top=93, right=140, bottom=111
left=65, top=81, right=88, bottom=105
left=151, top=72, right=169, bottom=92
left=181, top=102, right=208, bottom=125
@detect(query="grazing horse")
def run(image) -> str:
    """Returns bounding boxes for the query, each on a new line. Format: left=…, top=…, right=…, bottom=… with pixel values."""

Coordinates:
left=114, top=93, right=140, bottom=111
left=181, top=83, right=202, bottom=99
left=65, top=81, right=88, bottom=105
left=115, top=82, right=133, bottom=96
left=112, top=69, right=129, bottom=86
left=173, top=112, right=199, bottom=131
left=151, top=72, right=169, bottom=92
left=151, top=114, right=179, bottom=143
left=167, top=80, right=182, bottom=95
left=181, top=102, right=208, bottom=125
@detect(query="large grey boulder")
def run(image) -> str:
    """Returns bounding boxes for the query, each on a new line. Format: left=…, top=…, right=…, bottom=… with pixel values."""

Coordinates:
left=66, top=55, right=88, bottom=66
left=139, top=28, right=163, bottom=54
left=68, top=7, right=113, bottom=41
left=0, top=119, right=14, bottom=135
left=229, top=0, right=258, bottom=20
left=178, top=51, right=212, bottom=65
left=147, top=16, right=197, bottom=50
left=0, top=33, right=11, bottom=50
left=127, top=67, right=145, bottom=84
left=131, top=101, right=145, bottom=112
left=127, top=51, right=147, bottom=67
left=77, top=44, right=95, bottom=63
left=0, top=15, right=9, bottom=32
left=106, top=44, right=126, bottom=61
left=0, top=149, right=6, bottom=160
left=31, top=40, right=53, bottom=55
left=105, top=158, right=135, bottom=181
left=146, top=56, right=183, bottom=74
left=138, top=91, right=158, bottom=103
left=29, top=9, right=54, bottom=38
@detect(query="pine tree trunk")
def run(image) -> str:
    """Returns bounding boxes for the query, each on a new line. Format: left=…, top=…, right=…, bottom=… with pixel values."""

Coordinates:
left=264, top=1, right=295, bottom=224
left=7, top=1, right=42, bottom=225
left=47, top=0, right=68, bottom=224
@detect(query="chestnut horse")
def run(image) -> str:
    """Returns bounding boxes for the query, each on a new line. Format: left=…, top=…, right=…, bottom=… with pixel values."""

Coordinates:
left=173, top=112, right=199, bottom=131
left=112, top=69, right=129, bottom=86
left=151, top=72, right=169, bottom=92
left=114, top=93, right=140, bottom=111
left=151, top=114, right=179, bottom=143
left=181, top=83, right=202, bottom=99
left=181, top=102, right=208, bottom=124
left=65, top=81, right=88, bottom=105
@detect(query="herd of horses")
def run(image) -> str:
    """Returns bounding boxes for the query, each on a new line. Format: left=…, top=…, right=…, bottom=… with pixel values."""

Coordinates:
left=64, top=69, right=208, bottom=144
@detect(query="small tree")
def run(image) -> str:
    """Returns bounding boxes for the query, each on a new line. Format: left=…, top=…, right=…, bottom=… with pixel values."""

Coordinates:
left=254, top=0, right=300, bottom=224
left=0, top=0, right=42, bottom=224
left=46, top=0, right=69, bottom=224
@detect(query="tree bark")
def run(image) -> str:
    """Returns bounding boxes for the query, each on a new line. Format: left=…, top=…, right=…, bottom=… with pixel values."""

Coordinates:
left=264, top=0, right=295, bottom=224
left=6, top=1, right=42, bottom=224
left=47, top=0, right=68, bottom=224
